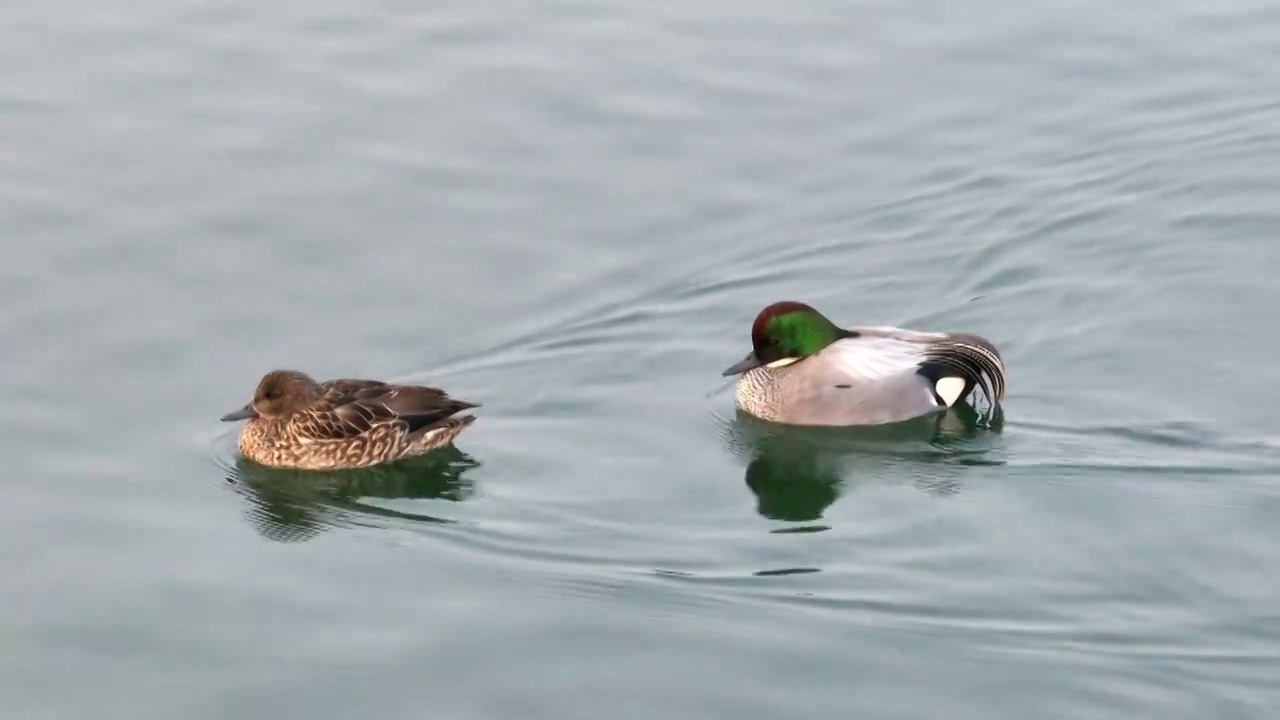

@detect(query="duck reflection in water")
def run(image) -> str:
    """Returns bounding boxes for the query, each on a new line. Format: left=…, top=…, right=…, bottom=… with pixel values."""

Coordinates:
left=724, top=402, right=1003, bottom=525
left=224, top=445, right=481, bottom=543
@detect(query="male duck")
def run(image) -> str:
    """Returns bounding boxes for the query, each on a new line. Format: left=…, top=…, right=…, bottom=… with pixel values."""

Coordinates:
left=722, top=301, right=1006, bottom=426
left=220, top=369, right=479, bottom=470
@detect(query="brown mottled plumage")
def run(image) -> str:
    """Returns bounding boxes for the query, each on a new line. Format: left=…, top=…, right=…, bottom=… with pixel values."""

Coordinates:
left=220, top=369, right=479, bottom=470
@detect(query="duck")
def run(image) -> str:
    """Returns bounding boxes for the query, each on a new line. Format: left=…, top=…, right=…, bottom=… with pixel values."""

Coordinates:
left=220, top=369, right=480, bottom=470
left=721, top=301, right=1006, bottom=426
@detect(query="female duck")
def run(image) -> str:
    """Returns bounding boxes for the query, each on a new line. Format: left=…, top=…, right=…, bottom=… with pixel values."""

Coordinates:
left=220, top=369, right=480, bottom=470
left=722, top=301, right=1006, bottom=426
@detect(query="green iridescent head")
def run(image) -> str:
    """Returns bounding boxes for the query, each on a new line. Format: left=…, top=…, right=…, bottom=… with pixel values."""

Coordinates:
left=721, top=301, right=846, bottom=376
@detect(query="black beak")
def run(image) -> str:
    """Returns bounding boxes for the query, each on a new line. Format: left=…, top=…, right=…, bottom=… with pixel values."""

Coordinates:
left=721, top=352, right=763, bottom=376
left=220, top=404, right=258, bottom=422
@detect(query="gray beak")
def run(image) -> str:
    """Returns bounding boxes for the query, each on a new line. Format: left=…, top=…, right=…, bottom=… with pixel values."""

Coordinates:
left=721, top=352, right=763, bottom=376
left=220, top=403, right=258, bottom=422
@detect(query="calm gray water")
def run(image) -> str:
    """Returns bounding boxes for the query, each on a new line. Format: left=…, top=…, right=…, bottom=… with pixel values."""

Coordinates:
left=4, top=1, right=1280, bottom=718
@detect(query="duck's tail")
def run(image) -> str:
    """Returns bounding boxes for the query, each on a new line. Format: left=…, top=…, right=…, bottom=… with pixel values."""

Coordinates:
left=916, top=334, right=1006, bottom=413
left=409, top=413, right=478, bottom=452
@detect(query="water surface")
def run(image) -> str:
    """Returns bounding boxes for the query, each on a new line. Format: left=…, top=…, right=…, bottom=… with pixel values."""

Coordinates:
left=3, top=1, right=1280, bottom=718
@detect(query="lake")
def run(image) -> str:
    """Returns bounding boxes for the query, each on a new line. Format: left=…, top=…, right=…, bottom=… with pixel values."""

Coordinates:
left=3, top=1, right=1280, bottom=718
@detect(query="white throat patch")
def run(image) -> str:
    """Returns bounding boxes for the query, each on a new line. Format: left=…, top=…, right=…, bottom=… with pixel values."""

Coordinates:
left=935, top=376, right=967, bottom=407
left=764, top=357, right=801, bottom=369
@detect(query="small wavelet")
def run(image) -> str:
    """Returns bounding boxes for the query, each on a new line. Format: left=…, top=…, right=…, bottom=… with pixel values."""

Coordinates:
left=212, top=439, right=483, bottom=543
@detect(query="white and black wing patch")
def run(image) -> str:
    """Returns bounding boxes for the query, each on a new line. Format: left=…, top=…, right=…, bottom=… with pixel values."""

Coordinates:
left=914, top=334, right=1006, bottom=413
left=932, top=376, right=969, bottom=407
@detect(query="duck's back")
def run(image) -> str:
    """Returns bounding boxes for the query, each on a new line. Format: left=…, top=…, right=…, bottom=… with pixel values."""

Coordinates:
left=736, top=328, right=980, bottom=426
